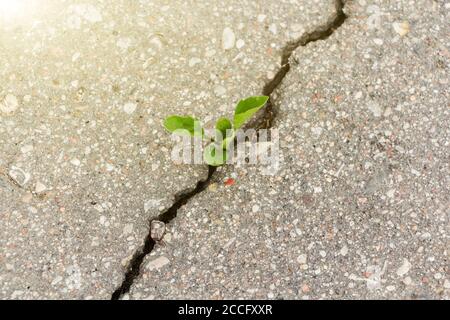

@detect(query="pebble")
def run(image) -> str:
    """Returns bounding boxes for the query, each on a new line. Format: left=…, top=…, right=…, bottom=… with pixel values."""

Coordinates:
left=123, top=102, right=137, bottom=114
left=146, top=256, right=170, bottom=270
left=368, top=100, right=382, bottom=117
left=8, top=166, right=30, bottom=186
left=21, top=145, right=34, bottom=154
left=373, top=38, right=383, bottom=46
left=35, top=182, right=47, bottom=193
left=257, top=14, right=266, bottom=23
left=150, top=220, right=166, bottom=241
left=214, top=85, right=226, bottom=96
left=403, top=277, right=412, bottom=285
left=144, top=198, right=162, bottom=212
left=386, top=189, right=395, bottom=198
left=340, top=245, right=349, bottom=256
left=386, top=285, right=396, bottom=292
left=297, top=254, right=307, bottom=264
left=269, top=24, right=277, bottom=35
left=208, top=183, right=218, bottom=192
left=189, top=57, right=202, bottom=67
left=123, top=223, right=133, bottom=235
left=222, top=27, right=236, bottom=50
left=444, top=279, right=450, bottom=289
left=396, top=259, right=411, bottom=276
left=393, top=21, right=410, bottom=36
left=236, top=39, right=245, bottom=49
left=0, top=94, right=19, bottom=113
left=70, top=158, right=81, bottom=166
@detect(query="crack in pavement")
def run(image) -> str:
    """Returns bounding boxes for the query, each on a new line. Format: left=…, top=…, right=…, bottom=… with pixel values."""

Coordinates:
left=111, top=0, right=347, bottom=300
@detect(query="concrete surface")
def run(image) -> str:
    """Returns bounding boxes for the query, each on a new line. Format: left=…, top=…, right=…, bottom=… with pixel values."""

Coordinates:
left=126, top=0, right=450, bottom=299
left=0, top=0, right=341, bottom=299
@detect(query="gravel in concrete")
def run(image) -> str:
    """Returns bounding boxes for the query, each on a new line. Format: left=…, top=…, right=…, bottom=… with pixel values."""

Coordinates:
left=128, top=0, right=449, bottom=299
left=0, top=0, right=337, bottom=299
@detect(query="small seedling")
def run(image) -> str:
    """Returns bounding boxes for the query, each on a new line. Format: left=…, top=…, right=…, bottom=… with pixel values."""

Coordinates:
left=164, top=96, right=269, bottom=166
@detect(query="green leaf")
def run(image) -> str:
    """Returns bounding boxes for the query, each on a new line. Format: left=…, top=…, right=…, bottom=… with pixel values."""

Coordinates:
left=221, top=132, right=235, bottom=150
left=215, top=117, right=232, bottom=139
left=164, top=115, right=203, bottom=137
left=233, top=96, right=269, bottom=129
left=203, top=143, right=228, bottom=166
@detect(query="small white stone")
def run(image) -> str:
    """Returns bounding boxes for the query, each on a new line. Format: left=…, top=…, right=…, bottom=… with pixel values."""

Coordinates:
left=70, top=158, right=81, bottom=166
left=444, top=279, right=450, bottom=289
left=144, top=199, right=162, bottom=213
left=396, top=259, right=411, bottom=277
left=214, top=85, right=226, bottom=96
left=117, top=37, right=132, bottom=50
left=257, top=14, right=266, bottom=23
left=291, top=23, right=304, bottom=32
left=368, top=101, right=383, bottom=117
left=236, top=39, right=245, bottom=49
left=319, top=250, right=327, bottom=258
left=1, top=94, right=19, bottom=113
left=386, top=285, right=396, bottom=292
left=384, top=107, right=392, bottom=117
left=123, top=102, right=137, bottom=114
left=51, top=276, right=63, bottom=286
left=434, top=273, right=442, bottom=280
left=393, top=21, right=410, bottom=36
left=188, top=57, right=202, bottom=67
left=311, top=126, right=323, bottom=137
left=35, top=182, right=47, bottom=193
left=72, top=52, right=81, bottom=62
left=354, top=91, right=363, bottom=99
left=222, top=27, right=236, bottom=50
left=313, top=186, right=323, bottom=194
left=20, top=145, right=34, bottom=154
left=373, top=38, right=383, bottom=46
left=123, top=223, right=133, bottom=235
left=386, top=189, right=395, bottom=198
left=29, top=206, right=37, bottom=214
left=297, top=254, right=307, bottom=264
left=403, top=277, right=412, bottom=285
left=147, top=256, right=170, bottom=270
left=269, top=24, right=277, bottom=35
left=205, top=49, right=216, bottom=57
left=252, top=205, right=260, bottom=213
left=340, top=245, right=349, bottom=256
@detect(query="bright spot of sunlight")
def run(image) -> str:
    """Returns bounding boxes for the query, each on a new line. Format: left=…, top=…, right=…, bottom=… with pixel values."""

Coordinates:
left=0, top=0, right=36, bottom=23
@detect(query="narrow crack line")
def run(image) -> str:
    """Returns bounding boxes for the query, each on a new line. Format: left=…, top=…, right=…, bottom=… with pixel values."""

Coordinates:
left=260, top=0, right=347, bottom=130
left=111, top=0, right=347, bottom=300
left=111, top=166, right=216, bottom=300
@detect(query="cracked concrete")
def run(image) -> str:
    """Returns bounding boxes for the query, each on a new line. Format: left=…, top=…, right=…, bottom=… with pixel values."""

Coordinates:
left=125, top=0, right=450, bottom=299
left=0, top=0, right=341, bottom=299
left=112, top=0, right=347, bottom=299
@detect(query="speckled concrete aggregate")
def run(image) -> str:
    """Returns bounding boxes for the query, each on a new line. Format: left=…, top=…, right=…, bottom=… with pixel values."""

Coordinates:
left=127, top=1, right=450, bottom=300
left=0, top=0, right=341, bottom=299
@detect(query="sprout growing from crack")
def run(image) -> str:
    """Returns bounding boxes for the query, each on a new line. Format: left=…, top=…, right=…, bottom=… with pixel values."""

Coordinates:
left=163, top=96, right=269, bottom=166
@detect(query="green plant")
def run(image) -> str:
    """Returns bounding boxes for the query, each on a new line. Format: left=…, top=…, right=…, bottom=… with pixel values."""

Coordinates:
left=164, top=96, right=269, bottom=166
